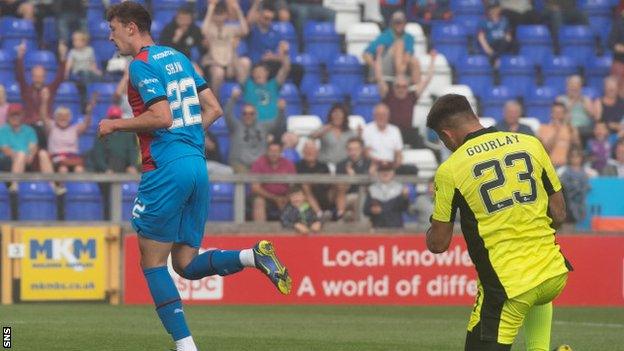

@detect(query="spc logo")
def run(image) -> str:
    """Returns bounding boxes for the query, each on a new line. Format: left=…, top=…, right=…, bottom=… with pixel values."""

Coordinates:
left=29, top=238, right=96, bottom=272
left=167, top=249, right=223, bottom=301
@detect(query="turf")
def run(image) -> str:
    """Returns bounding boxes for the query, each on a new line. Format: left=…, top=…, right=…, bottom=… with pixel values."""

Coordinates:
left=1, top=304, right=623, bottom=350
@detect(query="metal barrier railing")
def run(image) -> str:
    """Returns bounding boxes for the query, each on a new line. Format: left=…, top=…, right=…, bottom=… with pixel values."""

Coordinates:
left=0, top=172, right=427, bottom=224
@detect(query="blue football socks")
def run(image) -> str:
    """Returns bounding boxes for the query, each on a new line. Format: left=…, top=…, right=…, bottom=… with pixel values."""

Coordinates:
left=143, top=266, right=191, bottom=341
left=182, top=250, right=244, bottom=280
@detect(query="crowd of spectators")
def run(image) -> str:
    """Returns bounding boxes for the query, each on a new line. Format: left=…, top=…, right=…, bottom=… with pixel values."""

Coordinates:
left=1, top=0, right=624, bottom=230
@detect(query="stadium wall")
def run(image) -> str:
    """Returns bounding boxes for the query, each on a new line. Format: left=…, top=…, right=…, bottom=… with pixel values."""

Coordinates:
left=123, top=234, right=624, bottom=306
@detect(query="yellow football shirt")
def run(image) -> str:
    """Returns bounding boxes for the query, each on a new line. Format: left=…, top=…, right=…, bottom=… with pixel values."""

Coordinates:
left=432, top=127, right=571, bottom=299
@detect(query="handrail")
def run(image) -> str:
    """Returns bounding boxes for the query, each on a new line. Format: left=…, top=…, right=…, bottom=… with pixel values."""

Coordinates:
left=0, top=172, right=430, bottom=224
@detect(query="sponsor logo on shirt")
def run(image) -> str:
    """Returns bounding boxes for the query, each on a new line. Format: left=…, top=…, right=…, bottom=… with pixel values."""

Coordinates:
left=152, top=50, right=174, bottom=60
left=138, top=78, right=159, bottom=88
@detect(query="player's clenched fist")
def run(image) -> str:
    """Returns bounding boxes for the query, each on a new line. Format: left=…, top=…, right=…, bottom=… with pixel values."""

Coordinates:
left=98, top=119, right=118, bottom=138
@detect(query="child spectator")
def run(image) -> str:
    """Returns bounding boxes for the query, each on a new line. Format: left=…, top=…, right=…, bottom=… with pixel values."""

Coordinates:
left=0, top=85, right=8, bottom=126
left=557, top=148, right=592, bottom=223
left=201, top=0, right=250, bottom=100
left=364, top=162, right=409, bottom=228
left=586, top=122, right=612, bottom=174
left=66, top=31, right=101, bottom=83
left=40, top=89, right=96, bottom=174
left=604, top=139, right=624, bottom=177
left=280, top=185, right=322, bottom=234
left=85, top=105, right=139, bottom=174
left=310, top=104, right=356, bottom=166
left=478, top=0, right=514, bottom=66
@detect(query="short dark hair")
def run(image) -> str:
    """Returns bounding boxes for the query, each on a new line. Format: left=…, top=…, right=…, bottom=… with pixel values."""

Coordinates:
left=214, top=1, right=227, bottom=15
left=177, top=4, right=195, bottom=16
left=267, top=141, right=282, bottom=149
left=346, top=137, right=364, bottom=147
left=426, top=94, right=475, bottom=131
left=106, top=1, right=152, bottom=33
left=287, top=184, right=304, bottom=196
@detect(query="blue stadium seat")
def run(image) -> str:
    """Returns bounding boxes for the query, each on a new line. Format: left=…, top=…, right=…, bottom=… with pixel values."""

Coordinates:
left=559, top=25, right=595, bottom=63
left=272, top=21, right=298, bottom=60
left=450, top=0, right=484, bottom=15
left=217, top=135, right=230, bottom=162
left=308, top=84, right=344, bottom=120
left=208, top=183, right=234, bottom=221
left=87, top=82, right=117, bottom=101
left=151, top=20, right=165, bottom=42
left=351, top=84, right=381, bottom=122
left=18, top=182, right=57, bottom=220
left=236, top=40, right=248, bottom=57
left=209, top=117, right=228, bottom=138
left=499, top=55, right=536, bottom=98
left=541, top=56, right=578, bottom=94
left=582, top=0, right=614, bottom=44
left=1, top=17, right=36, bottom=40
left=152, top=0, right=186, bottom=11
left=328, top=54, right=364, bottom=97
left=280, top=83, right=303, bottom=116
left=481, top=86, right=513, bottom=120
left=88, top=20, right=110, bottom=41
left=586, top=55, right=612, bottom=94
left=6, top=83, right=20, bottom=102
left=56, top=82, right=80, bottom=101
left=87, top=7, right=104, bottom=22
left=42, top=17, right=58, bottom=48
left=456, top=55, right=492, bottom=98
left=282, top=148, right=300, bottom=164
left=304, top=22, right=341, bottom=65
left=24, top=50, right=57, bottom=71
left=0, top=182, right=9, bottom=220
left=79, top=133, right=95, bottom=154
left=92, top=39, right=117, bottom=65
left=0, top=49, right=15, bottom=83
left=582, top=86, right=600, bottom=99
left=0, top=71, right=16, bottom=86
left=294, top=53, right=322, bottom=97
left=122, top=182, right=139, bottom=221
left=431, top=23, right=469, bottom=66
left=517, top=25, right=553, bottom=64
left=525, top=86, right=558, bottom=123
left=64, top=182, right=103, bottom=221
left=154, top=11, right=177, bottom=26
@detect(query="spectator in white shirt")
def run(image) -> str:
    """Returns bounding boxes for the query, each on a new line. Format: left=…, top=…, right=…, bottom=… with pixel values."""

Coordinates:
left=362, top=103, right=403, bottom=170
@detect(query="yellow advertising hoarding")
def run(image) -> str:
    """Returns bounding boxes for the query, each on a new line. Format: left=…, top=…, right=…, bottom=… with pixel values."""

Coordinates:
left=19, top=227, right=108, bottom=301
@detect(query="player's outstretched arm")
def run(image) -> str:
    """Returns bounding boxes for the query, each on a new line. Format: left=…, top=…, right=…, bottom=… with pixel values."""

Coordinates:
left=97, top=100, right=172, bottom=137
left=426, top=219, right=454, bottom=253
left=548, top=190, right=567, bottom=229
left=198, top=88, right=223, bottom=129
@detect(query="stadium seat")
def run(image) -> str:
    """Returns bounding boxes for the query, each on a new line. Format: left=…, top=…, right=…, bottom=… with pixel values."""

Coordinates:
left=559, top=25, right=595, bottom=63
left=416, top=53, right=452, bottom=97
left=450, top=0, right=484, bottom=15
left=582, top=86, right=600, bottom=99
left=280, top=83, right=303, bottom=116
left=309, top=84, right=344, bottom=120
left=582, top=0, right=613, bottom=42
left=402, top=148, right=438, bottom=180
left=42, top=17, right=58, bottom=47
left=479, top=117, right=496, bottom=128
left=208, top=116, right=228, bottom=137
left=499, top=55, right=536, bottom=98
left=330, top=0, right=360, bottom=35
left=24, top=50, right=57, bottom=71
left=79, top=133, right=95, bottom=154
left=287, top=115, right=323, bottom=136
left=282, top=147, right=300, bottom=163
left=92, top=39, right=117, bottom=65
left=64, top=182, right=103, bottom=221
left=348, top=115, right=366, bottom=132
left=405, top=23, right=428, bottom=57
left=87, top=82, right=117, bottom=101
left=481, top=85, right=513, bottom=120
left=0, top=182, right=9, bottom=220
left=455, top=55, right=492, bottom=98
left=541, top=56, right=578, bottom=94
left=304, top=21, right=341, bottom=65
left=55, top=82, right=80, bottom=103
left=18, top=181, right=57, bottom=220
left=153, top=10, right=177, bottom=25
left=519, top=117, right=541, bottom=135
left=294, top=53, right=322, bottom=97
left=152, top=0, right=186, bottom=11
left=351, top=84, right=381, bottom=122
left=151, top=20, right=165, bottom=42
left=208, top=183, right=234, bottom=221
left=525, top=86, right=558, bottom=123
left=440, top=85, right=478, bottom=113
left=272, top=21, right=298, bottom=60
left=517, top=25, right=553, bottom=64
left=1, top=17, right=36, bottom=40
left=346, top=22, right=380, bottom=61
left=328, top=54, right=364, bottom=97
left=88, top=20, right=110, bottom=41
left=122, top=182, right=139, bottom=221
left=5, top=82, right=20, bottom=103
left=586, top=55, right=612, bottom=94
left=430, top=23, right=469, bottom=66
left=219, top=81, right=241, bottom=105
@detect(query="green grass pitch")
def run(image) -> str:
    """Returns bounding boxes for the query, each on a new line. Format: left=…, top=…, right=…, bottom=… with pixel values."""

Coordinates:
left=1, top=304, right=623, bottom=350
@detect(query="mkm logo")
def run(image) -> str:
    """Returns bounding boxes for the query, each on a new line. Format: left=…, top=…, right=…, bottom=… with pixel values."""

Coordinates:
left=30, top=239, right=96, bottom=271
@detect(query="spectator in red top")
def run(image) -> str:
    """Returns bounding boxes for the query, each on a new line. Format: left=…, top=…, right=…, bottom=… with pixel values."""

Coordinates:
left=251, top=141, right=296, bottom=221
left=376, top=50, right=436, bottom=147
left=15, top=41, right=67, bottom=147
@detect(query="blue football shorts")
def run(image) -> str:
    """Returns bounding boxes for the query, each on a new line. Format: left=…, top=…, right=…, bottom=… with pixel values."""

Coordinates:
left=131, top=155, right=209, bottom=248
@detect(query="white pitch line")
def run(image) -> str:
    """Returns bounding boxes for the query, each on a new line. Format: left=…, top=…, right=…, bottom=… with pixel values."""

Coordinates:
left=554, top=320, right=624, bottom=329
